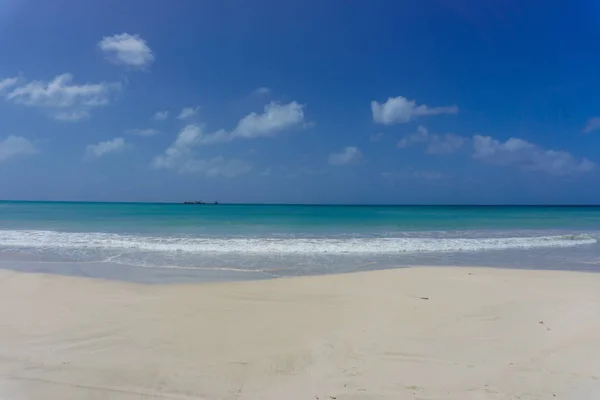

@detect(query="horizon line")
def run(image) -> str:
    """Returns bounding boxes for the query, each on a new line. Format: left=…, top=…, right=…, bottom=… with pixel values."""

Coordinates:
left=2, top=200, right=600, bottom=207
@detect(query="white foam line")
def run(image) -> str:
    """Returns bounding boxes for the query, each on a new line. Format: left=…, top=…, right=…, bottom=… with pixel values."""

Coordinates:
left=158, top=265, right=269, bottom=273
left=0, top=260, right=109, bottom=264
left=127, top=264, right=285, bottom=277
left=0, top=230, right=596, bottom=255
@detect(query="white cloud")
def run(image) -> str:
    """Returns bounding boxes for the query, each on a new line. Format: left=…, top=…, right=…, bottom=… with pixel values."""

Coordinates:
left=152, top=124, right=252, bottom=177
left=253, top=87, right=271, bottom=96
left=0, top=135, right=37, bottom=161
left=7, top=74, right=116, bottom=107
left=153, top=110, right=169, bottom=121
left=232, top=101, right=304, bottom=138
left=127, top=128, right=159, bottom=137
left=153, top=102, right=304, bottom=176
left=86, top=137, right=127, bottom=159
left=583, top=117, right=600, bottom=134
left=177, top=101, right=306, bottom=146
left=328, top=146, right=364, bottom=166
left=372, top=96, right=458, bottom=125
left=0, top=77, right=18, bottom=92
left=192, top=129, right=231, bottom=145
left=5, top=73, right=120, bottom=121
left=98, top=33, right=154, bottom=68
left=398, top=125, right=465, bottom=154
left=473, top=135, right=595, bottom=176
left=152, top=124, right=202, bottom=170
left=394, top=126, right=594, bottom=176
left=177, top=106, right=199, bottom=120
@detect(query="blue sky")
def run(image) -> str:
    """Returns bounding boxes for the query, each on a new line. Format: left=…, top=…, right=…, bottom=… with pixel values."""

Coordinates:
left=1, top=0, right=600, bottom=204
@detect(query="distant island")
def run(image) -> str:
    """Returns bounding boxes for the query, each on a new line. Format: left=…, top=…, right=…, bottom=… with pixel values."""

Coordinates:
left=183, top=201, right=219, bottom=205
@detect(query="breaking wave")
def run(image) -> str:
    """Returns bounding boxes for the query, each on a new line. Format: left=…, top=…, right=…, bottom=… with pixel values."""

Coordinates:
left=0, top=230, right=596, bottom=255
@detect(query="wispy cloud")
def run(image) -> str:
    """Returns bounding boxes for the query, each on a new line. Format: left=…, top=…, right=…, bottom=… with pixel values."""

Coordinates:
left=372, top=96, right=458, bottom=125
left=153, top=110, right=169, bottom=121
left=398, top=125, right=465, bottom=154
left=328, top=146, right=364, bottom=166
left=54, top=110, right=90, bottom=122
left=152, top=125, right=252, bottom=177
left=174, top=101, right=306, bottom=146
left=0, top=77, right=18, bottom=92
left=4, top=73, right=120, bottom=121
left=394, top=124, right=594, bottom=176
left=86, top=137, right=127, bottom=159
left=127, top=128, right=159, bottom=137
left=473, top=135, right=594, bottom=176
left=253, top=87, right=271, bottom=96
left=177, top=106, right=199, bottom=120
left=98, top=33, right=154, bottom=68
left=0, top=135, right=38, bottom=161
left=233, top=101, right=304, bottom=138
left=583, top=117, right=600, bottom=134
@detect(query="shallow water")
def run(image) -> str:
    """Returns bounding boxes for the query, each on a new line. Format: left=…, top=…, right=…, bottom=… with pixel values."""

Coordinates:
left=1, top=201, right=599, bottom=283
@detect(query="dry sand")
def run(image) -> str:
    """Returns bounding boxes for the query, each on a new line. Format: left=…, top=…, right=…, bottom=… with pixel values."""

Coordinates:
left=1, top=267, right=600, bottom=399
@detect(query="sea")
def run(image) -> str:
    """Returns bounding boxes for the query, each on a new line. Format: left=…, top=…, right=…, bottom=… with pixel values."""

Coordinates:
left=1, top=201, right=600, bottom=283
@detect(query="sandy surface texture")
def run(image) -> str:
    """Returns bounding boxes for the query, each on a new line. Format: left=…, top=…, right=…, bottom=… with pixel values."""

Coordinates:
left=1, top=267, right=600, bottom=399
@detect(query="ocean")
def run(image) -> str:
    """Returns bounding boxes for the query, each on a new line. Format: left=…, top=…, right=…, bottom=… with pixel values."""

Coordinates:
left=1, top=201, right=599, bottom=283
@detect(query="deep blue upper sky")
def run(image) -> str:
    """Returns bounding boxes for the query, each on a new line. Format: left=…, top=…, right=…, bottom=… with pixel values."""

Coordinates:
left=1, top=0, right=600, bottom=204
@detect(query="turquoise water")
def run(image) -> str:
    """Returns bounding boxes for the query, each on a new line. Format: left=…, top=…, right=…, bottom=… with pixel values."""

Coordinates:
left=1, top=201, right=599, bottom=282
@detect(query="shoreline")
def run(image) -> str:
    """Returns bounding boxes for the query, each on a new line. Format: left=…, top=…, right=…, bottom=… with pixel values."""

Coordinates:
left=2, top=266, right=600, bottom=399
left=0, top=258, right=600, bottom=286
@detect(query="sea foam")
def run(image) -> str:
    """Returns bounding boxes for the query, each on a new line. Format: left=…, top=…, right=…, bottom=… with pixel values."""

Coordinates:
left=0, top=230, right=596, bottom=255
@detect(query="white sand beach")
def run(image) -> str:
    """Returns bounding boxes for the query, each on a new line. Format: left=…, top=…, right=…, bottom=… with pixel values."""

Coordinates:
left=1, top=267, right=600, bottom=399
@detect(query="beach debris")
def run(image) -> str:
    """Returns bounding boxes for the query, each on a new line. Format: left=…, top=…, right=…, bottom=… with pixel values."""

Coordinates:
left=420, top=297, right=429, bottom=300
